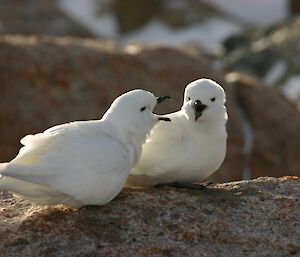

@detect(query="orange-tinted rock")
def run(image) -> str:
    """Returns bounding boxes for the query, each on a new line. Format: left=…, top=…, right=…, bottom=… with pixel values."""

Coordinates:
left=230, top=73, right=300, bottom=178
left=289, top=0, right=300, bottom=15
left=0, top=35, right=244, bottom=181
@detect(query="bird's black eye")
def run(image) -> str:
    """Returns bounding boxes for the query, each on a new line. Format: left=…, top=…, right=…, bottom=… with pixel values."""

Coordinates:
left=187, top=97, right=191, bottom=101
left=140, top=106, right=146, bottom=112
left=211, top=97, right=216, bottom=102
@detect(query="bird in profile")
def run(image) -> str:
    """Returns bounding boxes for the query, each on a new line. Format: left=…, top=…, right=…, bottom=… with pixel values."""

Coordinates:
left=126, top=79, right=228, bottom=188
left=0, top=89, right=171, bottom=207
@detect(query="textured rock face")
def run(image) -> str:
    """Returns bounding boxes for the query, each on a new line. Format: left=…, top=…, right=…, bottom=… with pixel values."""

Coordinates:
left=230, top=74, right=300, bottom=178
left=111, top=0, right=162, bottom=33
left=0, top=35, right=244, bottom=181
left=0, top=176, right=299, bottom=257
left=0, top=0, right=93, bottom=37
left=289, top=0, right=300, bottom=15
left=1, top=35, right=300, bottom=181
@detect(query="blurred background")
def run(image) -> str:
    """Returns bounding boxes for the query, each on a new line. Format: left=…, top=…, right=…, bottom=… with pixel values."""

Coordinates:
left=0, top=0, right=299, bottom=182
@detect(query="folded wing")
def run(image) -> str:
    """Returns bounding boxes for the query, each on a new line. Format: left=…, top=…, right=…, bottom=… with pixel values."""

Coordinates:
left=2, top=121, right=131, bottom=204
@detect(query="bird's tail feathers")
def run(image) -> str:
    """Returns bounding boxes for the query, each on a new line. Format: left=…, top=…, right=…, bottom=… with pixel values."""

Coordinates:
left=0, top=175, right=48, bottom=196
left=0, top=176, right=75, bottom=206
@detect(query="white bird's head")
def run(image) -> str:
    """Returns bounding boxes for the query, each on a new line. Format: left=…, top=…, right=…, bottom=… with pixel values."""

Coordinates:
left=103, top=89, right=171, bottom=142
left=181, top=78, right=228, bottom=125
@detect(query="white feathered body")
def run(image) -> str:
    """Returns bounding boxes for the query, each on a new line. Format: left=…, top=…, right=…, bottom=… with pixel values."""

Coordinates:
left=0, top=120, right=139, bottom=207
left=0, top=89, right=164, bottom=207
left=127, top=111, right=227, bottom=186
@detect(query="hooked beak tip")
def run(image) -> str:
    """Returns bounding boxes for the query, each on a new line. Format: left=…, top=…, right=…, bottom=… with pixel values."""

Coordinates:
left=158, top=117, right=171, bottom=122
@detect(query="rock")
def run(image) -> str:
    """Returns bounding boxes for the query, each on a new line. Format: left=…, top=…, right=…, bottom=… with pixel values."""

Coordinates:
left=229, top=73, right=300, bottom=178
left=222, top=16, right=300, bottom=84
left=289, top=0, right=300, bottom=15
left=155, top=0, right=222, bottom=29
left=0, top=176, right=299, bottom=257
left=0, top=0, right=93, bottom=37
left=0, top=35, right=244, bottom=182
left=222, top=29, right=282, bottom=78
left=111, top=0, right=162, bottom=33
left=107, top=0, right=223, bottom=33
left=1, top=35, right=299, bottom=181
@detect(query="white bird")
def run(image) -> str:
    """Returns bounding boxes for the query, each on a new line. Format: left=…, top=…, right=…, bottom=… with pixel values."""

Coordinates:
left=0, top=89, right=170, bottom=207
left=126, top=79, right=228, bottom=187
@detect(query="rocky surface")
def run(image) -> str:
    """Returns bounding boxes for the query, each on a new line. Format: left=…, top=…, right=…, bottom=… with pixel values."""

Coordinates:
left=0, top=0, right=93, bottom=37
left=0, top=176, right=299, bottom=257
left=289, top=0, right=300, bottom=15
left=229, top=73, right=300, bottom=178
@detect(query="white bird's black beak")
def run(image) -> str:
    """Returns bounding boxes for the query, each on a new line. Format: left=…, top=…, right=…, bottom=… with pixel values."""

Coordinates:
left=158, top=117, right=171, bottom=122
left=155, top=96, right=171, bottom=122
left=157, top=96, right=171, bottom=104
left=194, top=100, right=207, bottom=121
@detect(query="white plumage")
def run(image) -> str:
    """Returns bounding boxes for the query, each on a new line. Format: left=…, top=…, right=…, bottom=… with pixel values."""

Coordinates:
left=0, top=89, right=169, bottom=207
left=127, top=79, right=228, bottom=186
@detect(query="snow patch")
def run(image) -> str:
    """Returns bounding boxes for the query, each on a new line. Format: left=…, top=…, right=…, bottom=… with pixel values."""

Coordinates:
left=58, top=0, right=118, bottom=38
left=264, top=60, right=287, bottom=85
left=58, top=0, right=241, bottom=53
left=282, top=75, right=300, bottom=109
left=122, top=18, right=241, bottom=53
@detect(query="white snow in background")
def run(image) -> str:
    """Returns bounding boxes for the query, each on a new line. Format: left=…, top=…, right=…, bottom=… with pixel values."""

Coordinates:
left=58, top=0, right=241, bottom=53
left=58, top=0, right=118, bottom=38
left=122, top=18, right=241, bottom=53
left=58, top=0, right=290, bottom=46
left=282, top=75, right=300, bottom=109
left=204, top=0, right=289, bottom=26
left=264, top=60, right=287, bottom=85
